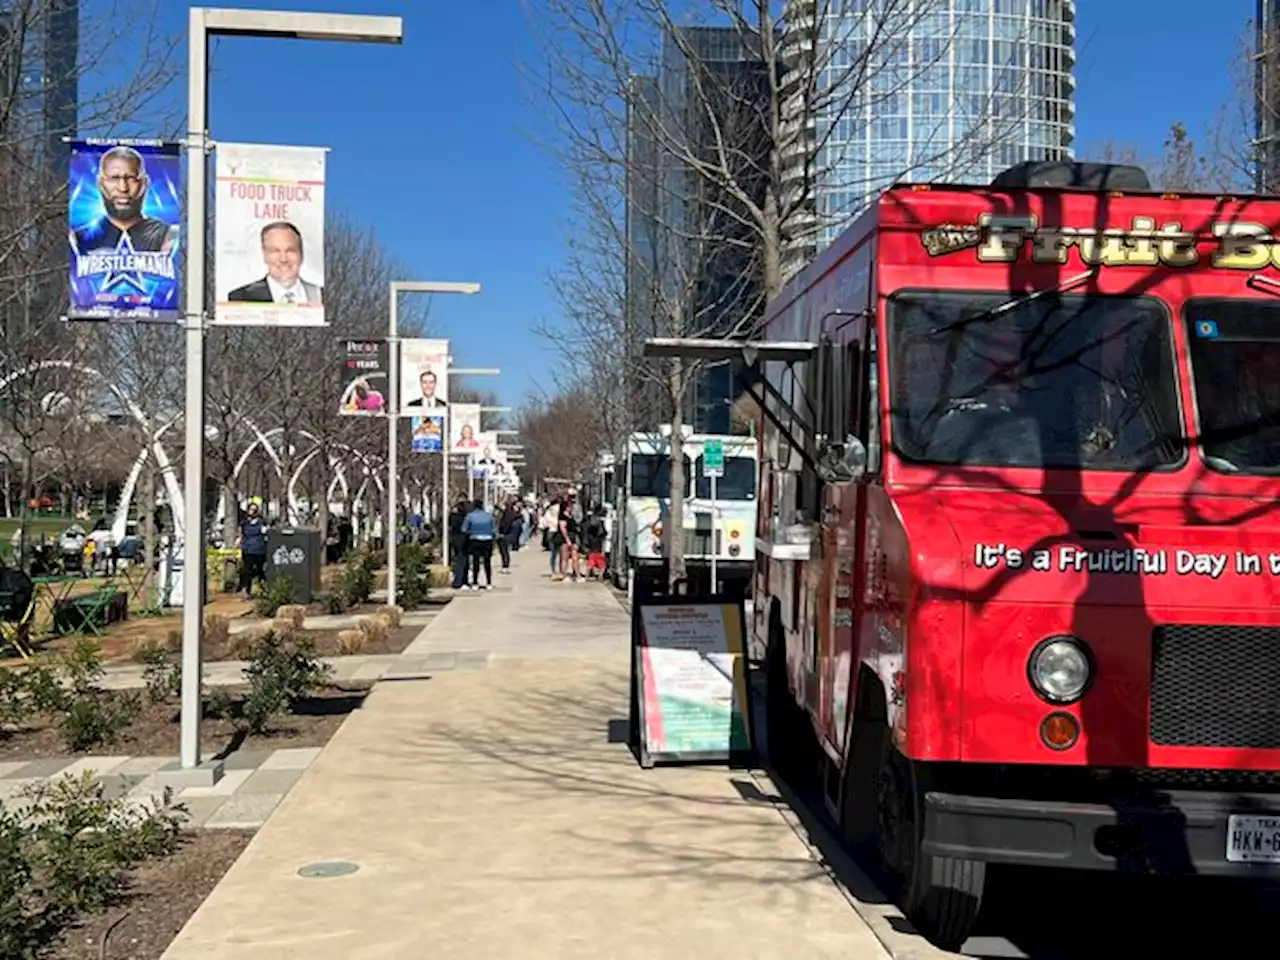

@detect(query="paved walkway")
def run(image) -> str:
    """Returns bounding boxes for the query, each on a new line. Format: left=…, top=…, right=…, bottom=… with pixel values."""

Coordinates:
left=161, top=549, right=888, bottom=960
left=0, top=747, right=325, bottom=829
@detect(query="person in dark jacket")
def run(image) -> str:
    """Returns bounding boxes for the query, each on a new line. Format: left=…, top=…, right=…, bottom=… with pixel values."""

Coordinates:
left=448, top=496, right=470, bottom=590
left=496, top=497, right=520, bottom=573
left=236, top=501, right=269, bottom=600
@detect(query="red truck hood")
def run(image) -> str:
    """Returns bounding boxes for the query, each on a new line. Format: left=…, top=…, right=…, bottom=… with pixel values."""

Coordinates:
left=892, top=488, right=1280, bottom=611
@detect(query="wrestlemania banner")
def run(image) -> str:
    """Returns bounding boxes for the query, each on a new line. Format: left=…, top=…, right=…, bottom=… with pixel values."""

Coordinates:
left=67, top=139, right=181, bottom=321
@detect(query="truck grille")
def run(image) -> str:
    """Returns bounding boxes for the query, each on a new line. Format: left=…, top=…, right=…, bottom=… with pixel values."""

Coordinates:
left=1150, top=625, right=1280, bottom=748
left=683, top=529, right=722, bottom=557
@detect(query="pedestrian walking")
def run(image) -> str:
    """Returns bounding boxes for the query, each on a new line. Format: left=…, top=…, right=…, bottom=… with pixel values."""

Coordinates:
left=236, top=500, right=269, bottom=600
left=497, top=497, right=520, bottom=573
left=462, top=498, right=496, bottom=589
left=449, top=496, right=470, bottom=590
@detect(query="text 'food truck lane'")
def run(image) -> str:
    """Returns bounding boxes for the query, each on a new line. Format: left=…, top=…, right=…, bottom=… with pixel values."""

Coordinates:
left=755, top=166, right=1280, bottom=949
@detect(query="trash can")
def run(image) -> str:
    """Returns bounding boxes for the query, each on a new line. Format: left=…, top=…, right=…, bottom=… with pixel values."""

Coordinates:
left=266, top=527, right=323, bottom=604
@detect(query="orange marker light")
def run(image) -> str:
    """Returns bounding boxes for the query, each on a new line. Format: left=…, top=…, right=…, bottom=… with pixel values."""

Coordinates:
left=1040, top=711, right=1080, bottom=751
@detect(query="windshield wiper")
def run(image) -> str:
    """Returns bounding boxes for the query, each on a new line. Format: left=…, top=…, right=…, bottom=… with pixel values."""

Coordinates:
left=928, top=268, right=1099, bottom=336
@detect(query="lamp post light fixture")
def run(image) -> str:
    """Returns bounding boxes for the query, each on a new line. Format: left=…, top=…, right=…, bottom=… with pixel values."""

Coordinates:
left=173, top=7, right=403, bottom=785
left=386, top=281, right=482, bottom=609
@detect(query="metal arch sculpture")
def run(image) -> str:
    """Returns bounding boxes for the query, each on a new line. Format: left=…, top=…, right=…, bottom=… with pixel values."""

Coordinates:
left=111, top=415, right=182, bottom=541
left=0, top=360, right=188, bottom=538
left=218, top=424, right=383, bottom=526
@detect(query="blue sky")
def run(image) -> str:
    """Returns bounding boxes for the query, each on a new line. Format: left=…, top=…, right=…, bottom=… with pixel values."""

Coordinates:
left=147, top=0, right=1254, bottom=409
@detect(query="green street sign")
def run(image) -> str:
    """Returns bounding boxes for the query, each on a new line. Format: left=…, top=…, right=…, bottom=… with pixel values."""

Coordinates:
left=703, top=439, right=724, bottom=477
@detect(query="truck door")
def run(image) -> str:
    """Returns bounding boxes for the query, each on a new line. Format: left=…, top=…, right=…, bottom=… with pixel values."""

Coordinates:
left=816, top=319, right=867, bottom=753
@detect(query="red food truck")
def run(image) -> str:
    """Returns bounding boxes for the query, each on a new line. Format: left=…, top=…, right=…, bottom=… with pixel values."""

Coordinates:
left=648, top=161, right=1280, bottom=948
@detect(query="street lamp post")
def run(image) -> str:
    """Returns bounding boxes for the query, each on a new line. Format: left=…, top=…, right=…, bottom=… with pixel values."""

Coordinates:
left=170, top=8, right=403, bottom=786
left=386, top=282, right=481, bottom=608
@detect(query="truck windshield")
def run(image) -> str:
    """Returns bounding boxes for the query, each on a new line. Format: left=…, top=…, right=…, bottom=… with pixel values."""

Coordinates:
left=1185, top=298, right=1280, bottom=475
left=629, top=454, right=691, bottom=498
left=888, top=292, right=1183, bottom=469
left=694, top=457, right=757, bottom=500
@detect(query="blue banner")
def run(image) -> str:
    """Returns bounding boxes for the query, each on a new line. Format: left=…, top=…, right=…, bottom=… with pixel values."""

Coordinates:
left=68, top=139, right=181, bottom=321
left=411, top=414, right=445, bottom=453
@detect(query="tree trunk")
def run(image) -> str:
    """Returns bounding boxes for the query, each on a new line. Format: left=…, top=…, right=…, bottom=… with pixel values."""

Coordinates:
left=221, top=474, right=238, bottom=549
left=667, top=358, right=687, bottom=589
left=142, top=455, right=157, bottom=608
left=17, top=452, right=34, bottom=570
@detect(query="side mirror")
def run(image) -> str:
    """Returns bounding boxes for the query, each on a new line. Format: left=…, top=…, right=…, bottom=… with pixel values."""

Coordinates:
left=815, top=435, right=867, bottom=486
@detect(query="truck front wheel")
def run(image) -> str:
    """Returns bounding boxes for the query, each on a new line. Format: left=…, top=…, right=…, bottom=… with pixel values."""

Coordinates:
left=872, top=724, right=984, bottom=951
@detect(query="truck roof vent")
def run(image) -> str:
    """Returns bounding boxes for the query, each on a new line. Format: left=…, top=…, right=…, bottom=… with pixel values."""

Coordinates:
left=991, top=161, right=1152, bottom=192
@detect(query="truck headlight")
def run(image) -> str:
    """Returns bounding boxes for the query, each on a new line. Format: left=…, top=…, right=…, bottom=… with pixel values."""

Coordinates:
left=1028, top=636, right=1093, bottom=705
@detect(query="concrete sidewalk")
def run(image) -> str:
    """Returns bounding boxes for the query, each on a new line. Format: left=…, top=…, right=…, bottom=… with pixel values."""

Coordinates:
left=161, top=550, right=888, bottom=960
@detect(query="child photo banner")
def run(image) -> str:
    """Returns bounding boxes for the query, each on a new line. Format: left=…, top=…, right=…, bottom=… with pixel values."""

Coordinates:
left=213, top=143, right=327, bottom=327
left=399, top=338, right=450, bottom=415
left=411, top=413, right=445, bottom=453
left=338, top=339, right=388, bottom=416
left=67, top=139, right=182, bottom=321
left=450, top=403, right=482, bottom=453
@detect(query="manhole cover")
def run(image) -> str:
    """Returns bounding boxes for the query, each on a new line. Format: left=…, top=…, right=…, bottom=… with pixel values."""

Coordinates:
left=297, top=861, right=360, bottom=879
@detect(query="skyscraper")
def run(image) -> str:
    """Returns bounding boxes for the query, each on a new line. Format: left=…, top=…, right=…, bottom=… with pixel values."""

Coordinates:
left=0, top=0, right=78, bottom=167
left=625, top=27, right=769, bottom=434
left=780, top=0, right=1076, bottom=278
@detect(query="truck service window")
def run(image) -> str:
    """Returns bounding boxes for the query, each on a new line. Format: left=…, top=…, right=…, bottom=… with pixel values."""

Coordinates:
left=694, top=457, right=757, bottom=500
left=629, top=454, right=691, bottom=498
left=1185, top=299, right=1280, bottom=475
left=888, top=292, right=1182, bottom=470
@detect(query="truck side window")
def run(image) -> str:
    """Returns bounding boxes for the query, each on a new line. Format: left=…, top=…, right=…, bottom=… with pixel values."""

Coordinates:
left=865, top=329, right=881, bottom=475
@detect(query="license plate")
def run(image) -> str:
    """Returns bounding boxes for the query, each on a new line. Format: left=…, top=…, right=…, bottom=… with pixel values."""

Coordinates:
left=1226, top=815, right=1280, bottom=863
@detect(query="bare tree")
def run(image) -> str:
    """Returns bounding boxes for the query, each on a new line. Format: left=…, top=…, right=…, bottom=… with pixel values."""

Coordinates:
left=528, top=0, right=1049, bottom=584
left=519, top=385, right=613, bottom=489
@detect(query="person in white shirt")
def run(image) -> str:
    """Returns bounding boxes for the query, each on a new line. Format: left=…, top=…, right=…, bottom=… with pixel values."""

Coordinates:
left=227, top=221, right=323, bottom=304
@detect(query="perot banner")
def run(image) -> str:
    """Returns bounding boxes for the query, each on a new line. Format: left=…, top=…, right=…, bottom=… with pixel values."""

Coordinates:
left=921, top=212, right=1280, bottom=270
left=337, top=339, right=388, bottom=416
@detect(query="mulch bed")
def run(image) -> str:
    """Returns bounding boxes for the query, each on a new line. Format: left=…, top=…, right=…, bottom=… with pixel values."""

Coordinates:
left=0, top=683, right=371, bottom=762
left=44, top=828, right=254, bottom=960
left=202, top=624, right=421, bottom=663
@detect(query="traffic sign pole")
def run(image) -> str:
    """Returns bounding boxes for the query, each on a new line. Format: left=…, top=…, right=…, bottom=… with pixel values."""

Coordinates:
left=703, top=439, right=724, bottom=594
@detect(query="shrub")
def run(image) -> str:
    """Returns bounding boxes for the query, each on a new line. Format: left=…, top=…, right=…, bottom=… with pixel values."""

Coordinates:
left=0, top=668, right=34, bottom=731
left=383, top=604, right=404, bottom=629
left=240, top=630, right=332, bottom=735
left=130, top=636, right=166, bottom=664
left=340, top=550, right=376, bottom=606
left=253, top=575, right=296, bottom=619
left=335, top=629, right=366, bottom=656
left=427, top=564, right=452, bottom=589
left=50, top=641, right=141, bottom=752
left=323, top=589, right=350, bottom=615
left=137, top=647, right=181, bottom=705
left=398, top=542, right=431, bottom=610
left=0, top=772, right=186, bottom=957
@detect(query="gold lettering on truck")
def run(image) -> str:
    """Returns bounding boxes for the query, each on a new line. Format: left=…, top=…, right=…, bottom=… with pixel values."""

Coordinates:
left=925, top=215, right=1217, bottom=267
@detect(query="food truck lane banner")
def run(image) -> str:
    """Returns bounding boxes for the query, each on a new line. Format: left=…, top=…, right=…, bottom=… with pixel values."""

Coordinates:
left=213, top=143, right=327, bottom=327
left=632, top=597, right=753, bottom=765
left=67, top=139, right=182, bottom=321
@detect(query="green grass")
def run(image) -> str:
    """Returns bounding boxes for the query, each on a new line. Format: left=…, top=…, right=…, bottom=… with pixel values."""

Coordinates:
left=0, top=515, right=77, bottom=538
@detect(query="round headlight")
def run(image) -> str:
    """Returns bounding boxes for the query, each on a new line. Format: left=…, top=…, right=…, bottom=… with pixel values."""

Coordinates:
left=728, top=543, right=741, bottom=557
left=1028, top=637, right=1093, bottom=705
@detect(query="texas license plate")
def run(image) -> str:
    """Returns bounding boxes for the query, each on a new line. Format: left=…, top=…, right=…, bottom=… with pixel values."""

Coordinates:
left=1226, top=815, right=1280, bottom=863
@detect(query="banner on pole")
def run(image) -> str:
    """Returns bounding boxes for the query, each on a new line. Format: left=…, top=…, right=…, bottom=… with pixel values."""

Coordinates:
left=411, top=413, right=445, bottom=453
left=214, top=143, right=327, bottom=326
left=338, top=339, right=388, bottom=416
left=399, top=339, right=449, bottom=414
left=67, top=139, right=182, bottom=321
left=450, top=403, right=481, bottom=452
left=470, top=430, right=498, bottom=477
